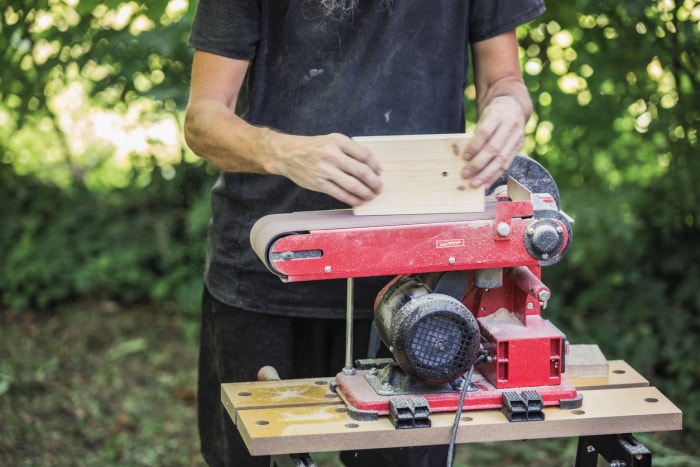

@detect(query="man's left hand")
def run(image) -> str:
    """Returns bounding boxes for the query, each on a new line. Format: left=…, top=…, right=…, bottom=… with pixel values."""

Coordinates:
left=461, top=95, right=527, bottom=188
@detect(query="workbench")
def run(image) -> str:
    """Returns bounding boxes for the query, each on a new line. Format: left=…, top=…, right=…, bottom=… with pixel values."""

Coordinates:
left=221, top=349, right=682, bottom=466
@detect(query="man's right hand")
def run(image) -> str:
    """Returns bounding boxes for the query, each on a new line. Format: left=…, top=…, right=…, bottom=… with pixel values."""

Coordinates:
left=264, top=132, right=383, bottom=207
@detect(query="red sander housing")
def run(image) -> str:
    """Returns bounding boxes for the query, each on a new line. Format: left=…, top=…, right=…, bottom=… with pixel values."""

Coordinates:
left=250, top=156, right=581, bottom=425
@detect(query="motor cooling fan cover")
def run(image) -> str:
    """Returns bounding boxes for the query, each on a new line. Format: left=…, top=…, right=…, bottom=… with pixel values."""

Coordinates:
left=374, top=276, right=481, bottom=385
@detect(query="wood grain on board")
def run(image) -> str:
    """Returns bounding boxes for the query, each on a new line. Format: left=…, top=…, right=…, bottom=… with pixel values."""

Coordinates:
left=352, top=134, right=484, bottom=216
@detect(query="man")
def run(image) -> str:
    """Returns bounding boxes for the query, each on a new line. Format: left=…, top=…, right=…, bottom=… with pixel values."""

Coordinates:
left=184, top=1, right=544, bottom=466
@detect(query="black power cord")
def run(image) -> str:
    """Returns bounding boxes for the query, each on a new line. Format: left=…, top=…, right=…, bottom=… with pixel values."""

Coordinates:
left=446, top=351, right=488, bottom=467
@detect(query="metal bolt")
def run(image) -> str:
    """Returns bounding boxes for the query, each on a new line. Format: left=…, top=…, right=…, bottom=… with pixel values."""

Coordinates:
left=541, top=253, right=549, bottom=260
left=324, top=266, right=332, bottom=273
left=538, top=290, right=551, bottom=301
left=556, top=225, right=563, bottom=233
left=527, top=302, right=534, bottom=310
left=282, top=252, right=293, bottom=260
left=527, top=227, right=535, bottom=236
left=448, top=257, right=456, bottom=264
left=497, top=222, right=511, bottom=237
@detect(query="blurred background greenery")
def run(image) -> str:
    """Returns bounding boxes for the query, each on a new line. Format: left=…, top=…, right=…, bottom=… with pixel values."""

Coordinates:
left=1, top=0, right=698, bottom=465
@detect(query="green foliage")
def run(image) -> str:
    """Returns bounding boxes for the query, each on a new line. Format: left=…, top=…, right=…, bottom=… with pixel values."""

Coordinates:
left=1, top=1, right=208, bottom=314
left=2, top=1, right=193, bottom=120
left=0, top=161, right=214, bottom=313
left=1, top=1, right=194, bottom=190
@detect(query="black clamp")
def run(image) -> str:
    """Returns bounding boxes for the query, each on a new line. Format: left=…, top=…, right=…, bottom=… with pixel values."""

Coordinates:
left=389, top=396, right=431, bottom=429
left=502, top=390, right=545, bottom=422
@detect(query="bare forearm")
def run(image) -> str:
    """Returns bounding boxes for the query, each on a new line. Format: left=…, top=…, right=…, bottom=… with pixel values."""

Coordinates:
left=184, top=98, right=383, bottom=205
left=184, top=99, right=276, bottom=174
left=462, top=30, right=532, bottom=188
left=475, top=76, right=533, bottom=125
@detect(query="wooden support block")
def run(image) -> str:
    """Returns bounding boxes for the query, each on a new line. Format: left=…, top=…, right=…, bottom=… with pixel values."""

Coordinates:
left=352, top=134, right=485, bottom=216
left=565, top=344, right=609, bottom=379
left=569, top=360, right=649, bottom=391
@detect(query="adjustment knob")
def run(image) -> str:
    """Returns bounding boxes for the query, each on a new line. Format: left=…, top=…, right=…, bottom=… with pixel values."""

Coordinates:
left=524, top=218, right=567, bottom=264
left=532, top=223, right=560, bottom=255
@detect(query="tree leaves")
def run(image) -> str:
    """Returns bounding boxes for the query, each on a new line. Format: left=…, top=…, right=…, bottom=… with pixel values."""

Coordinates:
left=1, top=1, right=192, bottom=125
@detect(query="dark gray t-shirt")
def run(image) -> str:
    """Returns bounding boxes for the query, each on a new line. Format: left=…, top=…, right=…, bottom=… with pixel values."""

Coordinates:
left=188, top=0, right=545, bottom=319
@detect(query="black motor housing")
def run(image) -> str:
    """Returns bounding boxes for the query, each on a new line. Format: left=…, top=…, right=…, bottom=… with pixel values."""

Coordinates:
left=374, top=273, right=481, bottom=385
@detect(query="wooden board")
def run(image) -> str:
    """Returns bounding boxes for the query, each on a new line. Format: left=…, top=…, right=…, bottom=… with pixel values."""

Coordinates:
left=568, top=360, right=649, bottom=390
left=352, top=134, right=485, bottom=216
left=221, top=348, right=682, bottom=456
left=564, top=343, right=610, bottom=379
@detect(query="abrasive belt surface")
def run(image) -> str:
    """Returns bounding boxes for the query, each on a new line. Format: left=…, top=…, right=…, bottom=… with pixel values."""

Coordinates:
left=250, top=204, right=497, bottom=271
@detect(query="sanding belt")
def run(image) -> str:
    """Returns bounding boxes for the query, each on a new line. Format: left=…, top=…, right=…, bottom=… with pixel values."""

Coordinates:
left=250, top=201, right=498, bottom=275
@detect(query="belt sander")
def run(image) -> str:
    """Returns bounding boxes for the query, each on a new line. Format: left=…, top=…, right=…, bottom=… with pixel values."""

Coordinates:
left=250, top=155, right=582, bottom=426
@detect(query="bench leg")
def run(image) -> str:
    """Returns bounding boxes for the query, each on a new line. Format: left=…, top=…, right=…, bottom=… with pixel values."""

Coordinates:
left=576, top=434, right=652, bottom=467
left=270, top=453, right=317, bottom=467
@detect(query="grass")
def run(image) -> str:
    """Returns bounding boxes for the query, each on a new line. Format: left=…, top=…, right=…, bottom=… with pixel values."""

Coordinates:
left=1, top=303, right=698, bottom=466
left=0, top=302, right=204, bottom=466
